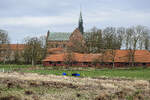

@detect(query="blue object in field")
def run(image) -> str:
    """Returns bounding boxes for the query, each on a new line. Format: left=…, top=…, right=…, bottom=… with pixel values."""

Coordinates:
left=72, top=73, right=80, bottom=76
left=62, top=73, right=67, bottom=75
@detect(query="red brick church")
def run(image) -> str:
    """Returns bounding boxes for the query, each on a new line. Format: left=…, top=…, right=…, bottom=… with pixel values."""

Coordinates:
left=45, top=11, right=85, bottom=55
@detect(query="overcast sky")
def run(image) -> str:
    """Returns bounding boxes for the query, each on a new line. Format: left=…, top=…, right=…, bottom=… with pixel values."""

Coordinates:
left=0, top=0, right=150, bottom=43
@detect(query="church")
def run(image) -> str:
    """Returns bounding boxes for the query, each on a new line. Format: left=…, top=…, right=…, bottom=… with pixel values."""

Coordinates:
left=45, top=11, right=85, bottom=55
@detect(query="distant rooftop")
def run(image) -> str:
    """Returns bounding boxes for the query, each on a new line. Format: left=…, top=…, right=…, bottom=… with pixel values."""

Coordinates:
left=48, top=31, right=90, bottom=41
left=48, top=32, right=72, bottom=41
left=0, top=29, right=7, bottom=34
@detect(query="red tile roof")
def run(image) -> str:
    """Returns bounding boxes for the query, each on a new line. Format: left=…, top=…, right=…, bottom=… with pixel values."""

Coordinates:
left=43, top=50, right=150, bottom=63
left=43, top=53, right=101, bottom=62
left=47, top=48, right=65, bottom=54
left=119, top=50, right=150, bottom=63
left=0, top=44, right=25, bottom=50
left=9, top=44, right=25, bottom=50
left=103, top=50, right=150, bottom=63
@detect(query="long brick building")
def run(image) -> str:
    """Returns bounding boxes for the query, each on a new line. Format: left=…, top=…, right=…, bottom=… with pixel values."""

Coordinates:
left=43, top=50, right=150, bottom=67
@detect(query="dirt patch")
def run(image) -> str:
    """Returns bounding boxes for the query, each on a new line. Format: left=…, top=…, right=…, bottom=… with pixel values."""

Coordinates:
left=0, top=96, right=20, bottom=100
left=25, top=90, right=34, bottom=95
left=95, top=92, right=111, bottom=100
left=0, top=72, right=149, bottom=100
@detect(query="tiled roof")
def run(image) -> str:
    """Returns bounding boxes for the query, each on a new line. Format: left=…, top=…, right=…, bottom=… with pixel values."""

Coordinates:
left=74, top=53, right=101, bottom=62
left=0, top=44, right=25, bottom=50
left=43, top=53, right=64, bottom=62
left=115, top=50, right=150, bottom=63
left=10, top=44, right=25, bottom=50
left=47, top=29, right=87, bottom=41
left=48, top=32, right=71, bottom=41
left=43, top=53, right=101, bottom=62
left=43, top=50, right=150, bottom=63
left=47, top=48, right=65, bottom=54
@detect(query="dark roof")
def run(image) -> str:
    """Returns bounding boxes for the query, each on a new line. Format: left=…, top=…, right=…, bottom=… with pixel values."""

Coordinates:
left=48, top=31, right=89, bottom=41
left=48, top=32, right=71, bottom=41
left=0, top=29, right=7, bottom=34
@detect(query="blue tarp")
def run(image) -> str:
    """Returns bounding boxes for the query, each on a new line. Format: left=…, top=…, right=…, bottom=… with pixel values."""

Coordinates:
left=62, top=73, right=67, bottom=75
left=72, top=73, right=80, bottom=76
left=62, top=73, right=80, bottom=76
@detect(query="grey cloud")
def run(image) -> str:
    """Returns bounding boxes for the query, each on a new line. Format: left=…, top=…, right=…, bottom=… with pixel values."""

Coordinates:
left=0, top=0, right=150, bottom=43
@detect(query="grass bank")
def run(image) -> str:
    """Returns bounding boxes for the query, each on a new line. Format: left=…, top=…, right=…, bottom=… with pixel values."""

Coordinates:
left=0, top=64, right=150, bottom=80
left=21, top=67, right=150, bottom=80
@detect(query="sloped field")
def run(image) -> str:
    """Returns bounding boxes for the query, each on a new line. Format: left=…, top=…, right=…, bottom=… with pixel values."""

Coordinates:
left=0, top=72, right=150, bottom=100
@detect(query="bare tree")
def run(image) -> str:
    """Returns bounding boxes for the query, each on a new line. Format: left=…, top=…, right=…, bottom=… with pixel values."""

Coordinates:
left=0, top=30, right=9, bottom=44
left=0, top=30, right=10, bottom=64
left=103, top=27, right=116, bottom=49
left=103, top=27, right=124, bottom=68
left=126, top=26, right=142, bottom=66
left=85, top=27, right=103, bottom=53
left=109, top=50, right=116, bottom=68
left=63, top=52, right=75, bottom=66
left=23, top=37, right=44, bottom=66
left=22, top=46, right=32, bottom=64
left=140, top=26, right=150, bottom=50
left=103, top=27, right=122, bottom=49
left=144, top=36, right=149, bottom=50
left=14, top=44, right=19, bottom=63
left=117, top=27, right=125, bottom=49
left=39, top=35, right=47, bottom=59
left=125, top=28, right=133, bottom=50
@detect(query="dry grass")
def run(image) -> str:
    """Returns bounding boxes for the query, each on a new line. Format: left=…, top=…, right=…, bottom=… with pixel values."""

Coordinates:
left=0, top=72, right=149, bottom=100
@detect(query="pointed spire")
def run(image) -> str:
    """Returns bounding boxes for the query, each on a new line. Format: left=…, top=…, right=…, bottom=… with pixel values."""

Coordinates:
left=79, top=11, right=82, bottom=23
left=78, top=8, right=84, bottom=35
left=79, top=5, right=82, bottom=22
left=46, top=30, right=50, bottom=43
left=47, top=30, right=50, bottom=38
left=47, top=30, right=50, bottom=35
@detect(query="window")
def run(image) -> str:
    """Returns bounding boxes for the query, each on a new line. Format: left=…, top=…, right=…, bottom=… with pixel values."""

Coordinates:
left=49, top=62, right=53, bottom=64
left=142, top=63, right=146, bottom=66
left=57, top=61, right=61, bottom=64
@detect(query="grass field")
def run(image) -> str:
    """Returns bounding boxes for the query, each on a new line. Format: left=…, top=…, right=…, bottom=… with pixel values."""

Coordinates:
left=21, top=68, right=150, bottom=80
left=0, top=65, right=150, bottom=80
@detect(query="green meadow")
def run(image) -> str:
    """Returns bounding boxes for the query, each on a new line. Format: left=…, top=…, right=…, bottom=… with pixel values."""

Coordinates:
left=0, top=65, right=150, bottom=80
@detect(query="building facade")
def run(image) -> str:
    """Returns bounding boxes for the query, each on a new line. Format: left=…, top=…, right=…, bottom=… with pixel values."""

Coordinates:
left=46, top=11, right=84, bottom=55
left=43, top=50, right=150, bottom=67
left=0, top=44, right=25, bottom=63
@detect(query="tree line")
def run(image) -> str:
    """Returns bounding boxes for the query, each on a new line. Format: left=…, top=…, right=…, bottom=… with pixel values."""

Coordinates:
left=0, top=25, right=150, bottom=66
left=85, top=25, right=149, bottom=53
left=69, top=25, right=150, bottom=54
left=65, top=25, right=150, bottom=67
left=0, top=30, right=46, bottom=66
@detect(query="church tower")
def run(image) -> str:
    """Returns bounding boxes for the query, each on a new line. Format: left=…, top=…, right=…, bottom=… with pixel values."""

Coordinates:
left=78, top=11, right=84, bottom=35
